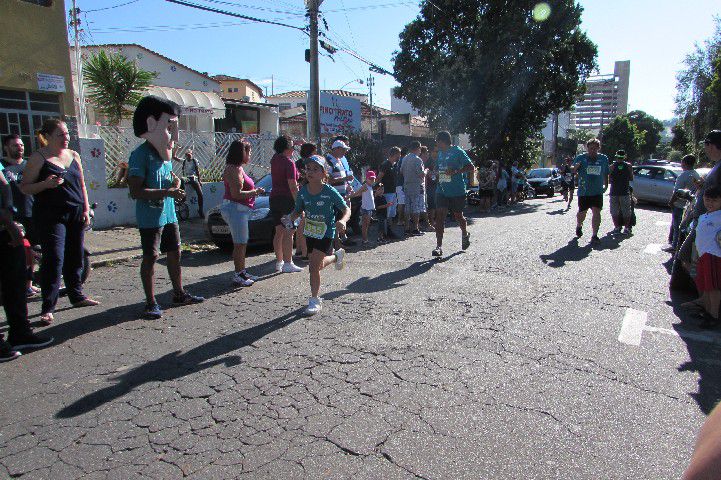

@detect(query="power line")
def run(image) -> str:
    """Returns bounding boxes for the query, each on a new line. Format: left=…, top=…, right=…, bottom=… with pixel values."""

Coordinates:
left=90, top=20, right=255, bottom=34
left=164, top=0, right=308, bottom=32
left=85, top=0, right=141, bottom=13
left=193, top=0, right=305, bottom=16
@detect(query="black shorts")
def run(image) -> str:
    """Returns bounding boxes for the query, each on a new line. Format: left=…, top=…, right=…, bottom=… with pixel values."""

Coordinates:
left=269, top=195, right=295, bottom=226
left=479, top=189, right=494, bottom=198
left=139, top=223, right=181, bottom=257
left=306, top=236, right=334, bottom=255
left=578, top=195, right=603, bottom=212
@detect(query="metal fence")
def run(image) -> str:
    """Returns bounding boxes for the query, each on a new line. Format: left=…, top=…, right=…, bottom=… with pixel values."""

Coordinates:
left=85, top=126, right=283, bottom=186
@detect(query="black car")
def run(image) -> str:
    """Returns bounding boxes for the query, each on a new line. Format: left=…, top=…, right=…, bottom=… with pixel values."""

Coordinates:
left=206, top=173, right=363, bottom=248
left=525, top=168, right=560, bottom=197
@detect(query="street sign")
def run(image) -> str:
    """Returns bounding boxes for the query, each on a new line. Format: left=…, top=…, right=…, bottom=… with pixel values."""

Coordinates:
left=37, top=73, right=66, bottom=92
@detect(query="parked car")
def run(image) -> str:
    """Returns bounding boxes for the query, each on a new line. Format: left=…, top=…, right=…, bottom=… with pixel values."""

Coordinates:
left=206, top=172, right=363, bottom=248
left=525, top=168, right=560, bottom=197
left=631, top=165, right=683, bottom=205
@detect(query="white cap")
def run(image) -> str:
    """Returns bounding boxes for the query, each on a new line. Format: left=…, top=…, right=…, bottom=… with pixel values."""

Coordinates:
left=331, top=140, right=351, bottom=150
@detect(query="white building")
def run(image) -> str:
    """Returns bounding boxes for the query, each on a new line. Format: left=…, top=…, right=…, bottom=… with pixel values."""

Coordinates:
left=70, top=43, right=226, bottom=132
left=571, top=60, right=630, bottom=133
left=266, top=89, right=368, bottom=112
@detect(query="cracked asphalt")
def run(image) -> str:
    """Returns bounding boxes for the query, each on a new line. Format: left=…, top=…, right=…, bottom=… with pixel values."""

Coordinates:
left=1, top=196, right=719, bottom=479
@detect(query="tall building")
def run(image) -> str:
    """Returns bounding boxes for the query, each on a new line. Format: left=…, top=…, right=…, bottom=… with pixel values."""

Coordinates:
left=570, top=60, right=630, bottom=133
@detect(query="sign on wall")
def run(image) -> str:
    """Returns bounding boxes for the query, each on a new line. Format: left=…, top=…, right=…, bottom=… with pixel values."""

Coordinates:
left=37, top=73, right=66, bottom=92
left=317, top=92, right=361, bottom=135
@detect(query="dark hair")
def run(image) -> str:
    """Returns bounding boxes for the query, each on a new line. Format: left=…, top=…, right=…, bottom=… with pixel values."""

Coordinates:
left=400, top=147, right=408, bottom=157
left=227, top=140, right=250, bottom=166
left=273, top=134, right=292, bottom=154
left=435, top=131, right=452, bottom=145
left=420, top=146, right=428, bottom=155
left=705, top=130, right=721, bottom=150
left=332, top=134, right=349, bottom=143
left=37, top=118, right=65, bottom=146
left=409, top=140, right=422, bottom=151
left=586, top=138, right=601, bottom=147
left=704, top=186, right=721, bottom=198
left=388, top=146, right=401, bottom=157
left=132, top=95, right=181, bottom=137
left=682, top=154, right=696, bottom=168
left=2, top=134, right=21, bottom=147
left=300, top=142, right=316, bottom=158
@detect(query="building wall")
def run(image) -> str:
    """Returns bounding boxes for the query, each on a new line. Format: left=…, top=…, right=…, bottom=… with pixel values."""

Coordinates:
left=0, top=0, right=74, bottom=114
left=219, top=80, right=263, bottom=102
left=571, top=60, right=630, bottom=132
left=390, top=91, right=420, bottom=116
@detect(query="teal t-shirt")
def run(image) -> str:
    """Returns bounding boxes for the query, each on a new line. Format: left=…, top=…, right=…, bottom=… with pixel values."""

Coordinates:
left=573, top=153, right=609, bottom=197
left=294, top=184, right=348, bottom=239
left=128, top=141, right=177, bottom=229
left=436, top=146, right=473, bottom=197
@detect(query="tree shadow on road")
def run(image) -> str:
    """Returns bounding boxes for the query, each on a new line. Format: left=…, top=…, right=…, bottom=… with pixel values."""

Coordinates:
left=539, top=238, right=592, bottom=267
left=55, top=307, right=306, bottom=419
left=484, top=202, right=542, bottom=218
left=667, top=289, right=721, bottom=414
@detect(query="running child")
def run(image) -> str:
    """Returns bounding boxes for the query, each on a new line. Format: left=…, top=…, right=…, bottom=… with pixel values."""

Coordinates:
left=284, top=155, right=350, bottom=316
left=694, top=186, right=721, bottom=329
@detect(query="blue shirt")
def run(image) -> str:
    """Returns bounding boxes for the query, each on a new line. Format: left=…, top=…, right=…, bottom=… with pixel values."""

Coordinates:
left=128, top=141, right=177, bottom=229
left=436, top=146, right=473, bottom=197
left=573, top=153, right=609, bottom=197
left=294, top=184, right=348, bottom=239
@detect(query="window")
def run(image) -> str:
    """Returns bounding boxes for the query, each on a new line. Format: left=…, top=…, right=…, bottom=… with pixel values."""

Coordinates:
left=233, top=88, right=239, bottom=93
left=0, top=89, right=61, bottom=155
left=20, top=0, right=53, bottom=5
left=634, top=168, right=653, bottom=178
left=278, top=103, right=291, bottom=111
left=663, top=169, right=677, bottom=182
left=296, top=103, right=306, bottom=110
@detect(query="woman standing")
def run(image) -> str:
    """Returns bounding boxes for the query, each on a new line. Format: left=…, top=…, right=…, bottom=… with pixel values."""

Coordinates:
left=21, top=118, right=99, bottom=325
left=270, top=135, right=303, bottom=273
left=220, top=140, right=264, bottom=287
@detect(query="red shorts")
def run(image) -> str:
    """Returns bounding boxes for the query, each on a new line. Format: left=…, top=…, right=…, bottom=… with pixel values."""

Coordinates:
left=695, top=253, right=721, bottom=292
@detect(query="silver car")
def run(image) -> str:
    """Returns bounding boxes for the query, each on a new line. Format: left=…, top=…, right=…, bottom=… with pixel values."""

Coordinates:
left=631, top=165, right=682, bottom=204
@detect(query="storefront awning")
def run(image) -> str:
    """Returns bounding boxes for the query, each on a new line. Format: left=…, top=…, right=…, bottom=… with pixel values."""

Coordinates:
left=146, top=85, right=225, bottom=119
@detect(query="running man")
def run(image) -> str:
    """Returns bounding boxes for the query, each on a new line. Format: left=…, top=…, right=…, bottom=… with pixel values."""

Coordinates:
left=286, top=155, right=350, bottom=316
left=572, top=138, right=609, bottom=245
left=558, top=156, right=575, bottom=208
left=432, top=131, right=475, bottom=257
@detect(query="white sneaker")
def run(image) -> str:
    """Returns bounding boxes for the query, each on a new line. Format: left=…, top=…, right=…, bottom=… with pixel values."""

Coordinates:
left=334, top=248, right=345, bottom=270
left=282, top=262, right=304, bottom=273
left=275, top=261, right=284, bottom=272
left=232, top=272, right=254, bottom=287
left=305, top=297, right=322, bottom=315
left=240, top=270, right=259, bottom=281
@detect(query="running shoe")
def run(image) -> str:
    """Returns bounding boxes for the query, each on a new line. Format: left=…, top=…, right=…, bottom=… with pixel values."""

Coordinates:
left=432, top=247, right=443, bottom=257
left=576, top=226, right=583, bottom=238
left=143, top=303, right=163, bottom=320
left=462, top=232, right=471, bottom=250
left=275, top=261, right=284, bottom=272
left=411, top=229, right=423, bottom=236
left=173, top=291, right=205, bottom=305
left=361, top=240, right=370, bottom=246
left=610, top=227, right=622, bottom=235
left=240, top=270, right=260, bottom=282
left=590, top=235, right=601, bottom=245
left=0, top=340, right=21, bottom=362
left=305, top=297, right=323, bottom=316
left=377, top=237, right=387, bottom=244
left=282, top=262, right=304, bottom=273
left=7, top=331, right=54, bottom=351
left=335, top=248, right=346, bottom=270
left=623, top=227, right=633, bottom=236
left=232, top=272, right=254, bottom=287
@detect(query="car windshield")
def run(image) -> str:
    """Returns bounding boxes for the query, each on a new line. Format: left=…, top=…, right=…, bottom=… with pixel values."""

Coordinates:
left=254, top=174, right=272, bottom=194
left=527, top=168, right=553, bottom=179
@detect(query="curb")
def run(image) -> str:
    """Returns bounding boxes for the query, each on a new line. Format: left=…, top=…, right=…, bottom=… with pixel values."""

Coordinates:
left=89, top=241, right=216, bottom=269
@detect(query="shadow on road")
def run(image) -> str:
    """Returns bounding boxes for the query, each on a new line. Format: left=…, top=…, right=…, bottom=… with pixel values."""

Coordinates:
left=484, top=202, right=542, bottom=218
left=539, top=238, right=592, bottom=267
left=667, top=289, right=721, bottom=414
left=55, top=307, right=306, bottom=419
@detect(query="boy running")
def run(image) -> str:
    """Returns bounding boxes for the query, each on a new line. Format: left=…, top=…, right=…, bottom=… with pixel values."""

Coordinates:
left=285, top=155, right=350, bottom=316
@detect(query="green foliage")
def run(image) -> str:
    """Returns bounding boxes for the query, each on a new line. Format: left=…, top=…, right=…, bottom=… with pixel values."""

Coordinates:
left=343, top=132, right=384, bottom=170
left=670, top=124, right=689, bottom=153
left=655, top=140, right=672, bottom=160
left=601, top=116, right=643, bottom=160
left=84, top=50, right=156, bottom=126
left=675, top=16, right=721, bottom=155
left=392, top=0, right=597, bottom=168
left=626, top=110, right=664, bottom=158
left=668, top=150, right=684, bottom=163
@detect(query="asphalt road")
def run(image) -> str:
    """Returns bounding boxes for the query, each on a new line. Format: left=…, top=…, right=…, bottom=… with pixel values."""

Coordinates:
left=1, top=195, right=718, bottom=479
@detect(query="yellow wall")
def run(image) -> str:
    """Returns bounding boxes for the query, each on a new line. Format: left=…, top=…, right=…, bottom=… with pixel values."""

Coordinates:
left=0, top=0, right=74, bottom=115
left=219, top=80, right=263, bottom=102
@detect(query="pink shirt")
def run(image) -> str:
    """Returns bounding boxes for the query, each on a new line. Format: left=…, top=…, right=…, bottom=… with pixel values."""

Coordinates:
left=270, top=153, right=298, bottom=198
left=223, top=167, right=255, bottom=209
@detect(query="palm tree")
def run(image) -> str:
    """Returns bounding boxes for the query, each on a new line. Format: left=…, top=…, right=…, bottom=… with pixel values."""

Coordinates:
left=83, top=50, right=156, bottom=126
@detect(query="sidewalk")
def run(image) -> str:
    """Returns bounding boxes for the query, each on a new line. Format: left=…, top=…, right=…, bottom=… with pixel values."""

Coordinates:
left=85, top=218, right=212, bottom=267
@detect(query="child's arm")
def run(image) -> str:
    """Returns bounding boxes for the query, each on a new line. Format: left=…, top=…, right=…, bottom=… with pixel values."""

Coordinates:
left=348, top=184, right=368, bottom=199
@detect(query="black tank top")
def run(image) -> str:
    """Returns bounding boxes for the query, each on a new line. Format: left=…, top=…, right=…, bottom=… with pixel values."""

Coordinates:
left=33, top=152, right=85, bottom=218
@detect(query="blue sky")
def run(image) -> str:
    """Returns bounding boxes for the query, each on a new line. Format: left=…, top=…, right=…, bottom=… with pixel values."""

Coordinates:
left=78, top=0, right=720, bottom=121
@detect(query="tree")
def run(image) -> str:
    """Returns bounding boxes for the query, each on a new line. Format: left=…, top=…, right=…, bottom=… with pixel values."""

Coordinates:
left=392, top=0, right=597, bottom=167
left=626, top=110, right=664, bottom=158
left=84, top=50, right=156, bottom=126
left=670, top=124, right=689, bottom=153
left=600, top=116, right=643, bottom=161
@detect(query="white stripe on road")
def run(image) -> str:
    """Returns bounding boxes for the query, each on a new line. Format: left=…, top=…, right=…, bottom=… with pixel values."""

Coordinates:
left=655, top=221, right=672, bottom=226
left=645, top=326, right=721, bottom=346
left=644, top=244, right=664, bottom=254
left=618, top=309, right=648, bottom=346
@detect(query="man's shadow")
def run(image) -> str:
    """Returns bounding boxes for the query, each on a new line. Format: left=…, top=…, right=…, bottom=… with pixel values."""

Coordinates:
left=539, top=238, right=592, bottom=268
left=56, top=307, right=306, bottom=419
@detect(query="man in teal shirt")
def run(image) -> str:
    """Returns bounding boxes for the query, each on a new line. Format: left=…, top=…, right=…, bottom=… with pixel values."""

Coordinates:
left=571, top=138, right=609, bottom=245
left=433, top=131, right=475, bottom=257
left=128, top=96, right=204, bottom=320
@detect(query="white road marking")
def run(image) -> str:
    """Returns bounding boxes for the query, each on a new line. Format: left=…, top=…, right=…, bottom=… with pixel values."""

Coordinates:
left=645, top=326, right=721, bottom=346
left=618, top=309, right=648, bottom=346
left=643, top=244, right=664, bottom=254
left=655, top=221, right=672, bottom=227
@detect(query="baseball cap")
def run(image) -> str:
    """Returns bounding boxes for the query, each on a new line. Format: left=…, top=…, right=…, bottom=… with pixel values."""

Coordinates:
left=365, top=170, right=376, bottom=179
left=615, top=150, right=627, bottom=159
left=331, top=139, right=351, bottom=150
left=704, top=130, right=721, bottom=149
left=304, top=155, right=327, bottom=169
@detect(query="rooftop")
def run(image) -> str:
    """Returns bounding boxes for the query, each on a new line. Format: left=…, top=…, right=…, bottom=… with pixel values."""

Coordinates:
left=268, top=89, right=367, bottom=99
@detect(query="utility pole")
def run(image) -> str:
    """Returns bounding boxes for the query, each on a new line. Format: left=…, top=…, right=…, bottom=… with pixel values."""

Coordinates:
left=306, top=0, right=322, bottom=148
left=367, top=74, right=375, bottom=138
left=70, top=0, right=86, bottom=125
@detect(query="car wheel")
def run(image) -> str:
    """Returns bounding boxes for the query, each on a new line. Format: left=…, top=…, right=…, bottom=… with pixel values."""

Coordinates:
left=547, top=191, right=554, bottom=198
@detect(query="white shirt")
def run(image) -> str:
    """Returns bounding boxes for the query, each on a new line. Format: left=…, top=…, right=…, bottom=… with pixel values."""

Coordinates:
left=695, top=209, right=721, bottom=257
left=360, top=183, right=375, bottom=210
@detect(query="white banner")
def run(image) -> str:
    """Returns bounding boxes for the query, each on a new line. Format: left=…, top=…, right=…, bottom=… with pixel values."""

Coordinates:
left=37, top=73, right=66, bottom=93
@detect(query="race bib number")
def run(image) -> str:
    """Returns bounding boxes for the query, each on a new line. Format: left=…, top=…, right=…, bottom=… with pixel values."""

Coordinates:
left=439, top=172, right=453, bottom=183
left=586, top=165, right=601, bottom=175
left=304, top=218, right=327, bottom=239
